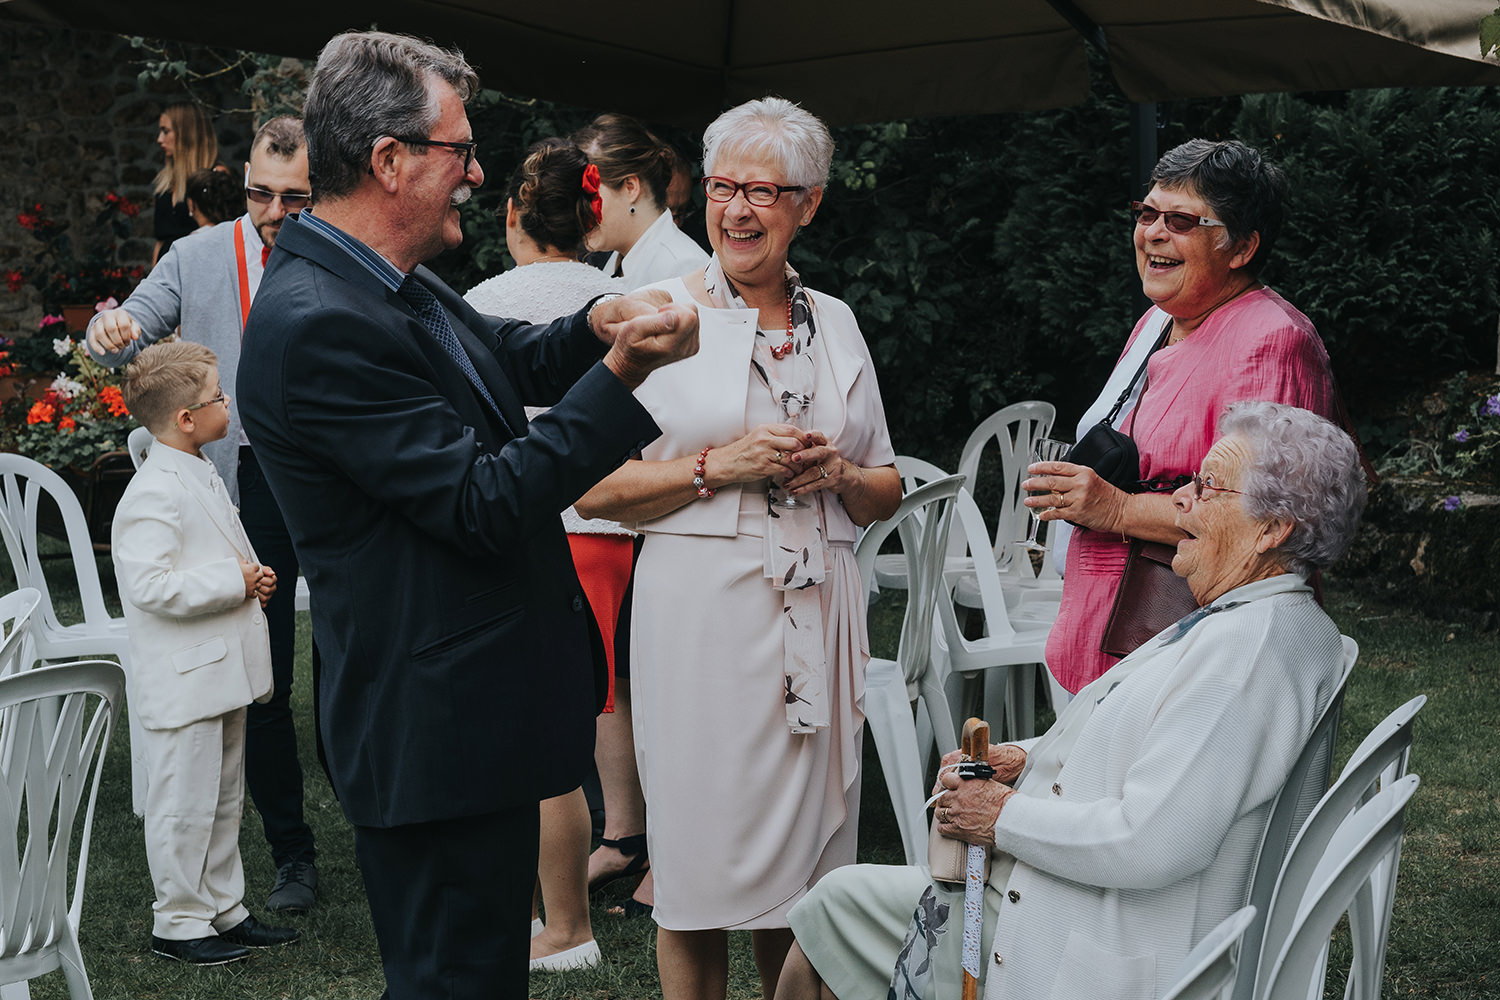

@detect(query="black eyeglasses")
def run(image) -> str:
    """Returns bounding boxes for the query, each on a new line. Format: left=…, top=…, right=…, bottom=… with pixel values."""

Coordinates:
left=1189, top=472, right=1247, bottom=501
left=245, top=187, right=311, bottom=211
left=1131, top=201, right=1226, bottom=235
left=185, top=389, right=227, bottom=412
left=393, top=136, right=478, bottom=172
left=702, top=176, right=806, bottom=207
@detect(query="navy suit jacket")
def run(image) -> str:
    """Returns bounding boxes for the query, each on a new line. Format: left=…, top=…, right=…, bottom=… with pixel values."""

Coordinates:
left=237, top=214, right=659, bottom=828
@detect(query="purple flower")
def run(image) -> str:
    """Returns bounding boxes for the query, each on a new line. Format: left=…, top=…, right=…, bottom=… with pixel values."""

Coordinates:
left=1455, top=428, right=1471, bottom=443
left=1443, top=495, right=1461, bottom=512
left=1483, top=394, right=1500, bottom=418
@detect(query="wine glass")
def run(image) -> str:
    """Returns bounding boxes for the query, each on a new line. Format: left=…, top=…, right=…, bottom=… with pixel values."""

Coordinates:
left=1019, top=437, right=1073, bottom=551
left=769, top=390, right=814, bottom=510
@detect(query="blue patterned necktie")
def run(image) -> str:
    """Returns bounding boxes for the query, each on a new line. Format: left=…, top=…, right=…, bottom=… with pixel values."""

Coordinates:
left=398, top=275, right=506, bottom=423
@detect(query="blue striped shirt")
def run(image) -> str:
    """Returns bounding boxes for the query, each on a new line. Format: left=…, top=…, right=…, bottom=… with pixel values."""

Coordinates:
left=297, top=210, right=406, bottom=292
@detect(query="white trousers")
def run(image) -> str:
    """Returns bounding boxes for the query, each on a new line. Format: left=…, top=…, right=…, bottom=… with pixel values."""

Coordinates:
left=139, top=707, right=250, bottom=939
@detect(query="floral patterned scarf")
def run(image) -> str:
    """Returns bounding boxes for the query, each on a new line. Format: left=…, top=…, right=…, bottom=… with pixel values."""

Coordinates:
left=703, top=254, right=829, bottom=733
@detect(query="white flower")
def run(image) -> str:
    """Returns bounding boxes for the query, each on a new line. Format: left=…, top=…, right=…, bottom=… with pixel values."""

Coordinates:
left=52, top=336, right=74, bottom=357
left=49, top=375, right=86, bottom=400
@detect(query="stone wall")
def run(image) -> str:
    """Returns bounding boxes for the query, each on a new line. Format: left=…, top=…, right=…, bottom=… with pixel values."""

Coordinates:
left=0, top=23, right=253, bottom=338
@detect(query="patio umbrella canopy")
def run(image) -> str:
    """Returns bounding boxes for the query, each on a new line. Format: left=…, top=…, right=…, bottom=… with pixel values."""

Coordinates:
left=3, top=0, right=1500, bottom=124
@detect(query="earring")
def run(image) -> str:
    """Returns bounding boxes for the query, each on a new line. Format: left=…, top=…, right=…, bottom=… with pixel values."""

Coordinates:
left=629, top=205, right=636, bottom=215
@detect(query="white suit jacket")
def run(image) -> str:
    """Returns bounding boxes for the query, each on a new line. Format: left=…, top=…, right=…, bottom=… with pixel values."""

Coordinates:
left=86, top=217, right=261, bottom=501
left=606, top=209, right=709, bottom=291
left=981, top=574, right=1342, bottom=1000
left=111, top=441, right=273, bottom=731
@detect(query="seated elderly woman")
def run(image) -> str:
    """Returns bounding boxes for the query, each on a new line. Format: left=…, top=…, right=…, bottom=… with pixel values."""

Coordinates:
left=775, top=400, right=1367, bottom=1000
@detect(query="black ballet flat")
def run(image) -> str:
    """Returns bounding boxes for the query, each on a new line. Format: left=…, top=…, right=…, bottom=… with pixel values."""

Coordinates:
left=588, top=833, right=650, bottom=894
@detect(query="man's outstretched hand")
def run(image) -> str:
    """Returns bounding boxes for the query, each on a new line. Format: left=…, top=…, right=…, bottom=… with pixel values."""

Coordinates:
left=592, top=291, right=699, bottom=389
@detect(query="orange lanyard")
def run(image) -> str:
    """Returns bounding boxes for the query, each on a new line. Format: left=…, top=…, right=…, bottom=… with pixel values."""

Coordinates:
left=233, top=218, right=253, bottom=333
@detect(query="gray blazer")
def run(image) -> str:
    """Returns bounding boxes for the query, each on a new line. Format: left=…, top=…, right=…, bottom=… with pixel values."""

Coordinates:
left=86, top=218, right=255, bottom=501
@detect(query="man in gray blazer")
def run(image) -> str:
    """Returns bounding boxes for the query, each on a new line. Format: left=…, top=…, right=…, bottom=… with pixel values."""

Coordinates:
left=86, top=115, right=321, bottom=914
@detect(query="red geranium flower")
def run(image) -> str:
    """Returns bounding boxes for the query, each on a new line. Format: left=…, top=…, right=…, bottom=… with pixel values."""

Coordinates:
left=26, top=400, right=55, bottom=425
left=58, top=415, right=76, bottom=431
left=99, top=385, right=130, bottom=417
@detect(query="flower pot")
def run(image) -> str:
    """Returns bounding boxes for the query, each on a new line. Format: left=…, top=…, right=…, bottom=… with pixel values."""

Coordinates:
left=60, top=304, right=96, bottom=335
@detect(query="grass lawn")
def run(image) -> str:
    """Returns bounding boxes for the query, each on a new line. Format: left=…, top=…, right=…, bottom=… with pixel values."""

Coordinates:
left=12, top=549, right=1498, bottom=999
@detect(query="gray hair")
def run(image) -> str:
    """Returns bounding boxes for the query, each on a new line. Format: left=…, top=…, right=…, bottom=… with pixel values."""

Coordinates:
left=702, top=97, right=833, bottom=198
left=251, top=115, right=305, bottom=160
left=304, top=31, right=479, bottom=200
left=1219, top=400, right=1366, bottom=578
left=1150, top=139, right=1287, bottom=277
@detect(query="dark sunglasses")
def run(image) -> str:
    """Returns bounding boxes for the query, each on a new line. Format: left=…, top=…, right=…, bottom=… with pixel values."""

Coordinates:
left=393, top=136, right=479, bottom=172
left=1131, top=200, right=1226, bottom=235
left=245, top=187, right=311, bottom=211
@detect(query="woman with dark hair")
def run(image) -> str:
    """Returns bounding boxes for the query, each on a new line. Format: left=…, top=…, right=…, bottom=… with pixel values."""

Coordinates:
left=153, top=102, right=222, bottom=262
left=1027, top=138, right=1338, bottom=696
left=185, top=168, right=244, bottom=228
left=463, top=138, right=624, bottom=974
left=573, top=112, right=709, bottom=289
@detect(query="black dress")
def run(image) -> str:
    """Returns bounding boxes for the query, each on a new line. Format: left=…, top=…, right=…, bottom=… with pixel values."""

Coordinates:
left=153, top=190, right=196, bottom=256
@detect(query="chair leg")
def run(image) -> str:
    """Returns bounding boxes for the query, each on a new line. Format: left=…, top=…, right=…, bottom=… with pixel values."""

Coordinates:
left=1, top=982, right=33, bottom=1000
left=56, top=930, right=94, bottom=1000
left=863, top=662, right=929, bottom=866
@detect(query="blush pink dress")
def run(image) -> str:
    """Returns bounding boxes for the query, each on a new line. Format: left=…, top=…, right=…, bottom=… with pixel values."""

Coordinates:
left=1046, top=287, right=1337, bottom=693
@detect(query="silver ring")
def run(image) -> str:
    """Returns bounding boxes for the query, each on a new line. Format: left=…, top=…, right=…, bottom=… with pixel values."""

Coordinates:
left=940, top=807, right=951, bottom=823
left=819, top=465, right=828, bottom=479
left=774, top=450, right=783, bottom=462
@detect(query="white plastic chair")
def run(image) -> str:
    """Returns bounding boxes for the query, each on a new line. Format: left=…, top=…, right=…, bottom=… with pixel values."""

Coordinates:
left=871, top=456, right=962, bottom=594
left=125, top=425, right=153, bottom=472
left=854, top=474, right=966, bottom=865
left=952, top=400, right=1057, bottom=604
left=0, top=659, right=126, bottom=1000
left=931, top=488, right=1053, bottom=743
left=0, top=456, right=144, bottom=817
left=1250, top=695, right=1426, bottom=1000
left=1257, top=774, right=1421, bottom=1000
left=123, top=433, right=309, bottom=612
left=0, top=590, right=41, bottom=682
left=1231, top=635, right=1358, bottom=1000
left=1162, top=905, right=1258, bottom=1000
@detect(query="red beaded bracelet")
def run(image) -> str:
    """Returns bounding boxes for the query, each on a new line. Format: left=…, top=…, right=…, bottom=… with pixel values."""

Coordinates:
left=693, top=446, right=715, bottom=499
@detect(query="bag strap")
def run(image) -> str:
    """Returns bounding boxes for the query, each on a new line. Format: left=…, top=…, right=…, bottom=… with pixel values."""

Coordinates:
left=1102, top=314, right=1174, bottom=427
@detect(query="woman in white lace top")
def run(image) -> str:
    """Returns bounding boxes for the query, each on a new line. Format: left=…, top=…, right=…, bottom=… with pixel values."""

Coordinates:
left=463, top=138, right=626, bottom=975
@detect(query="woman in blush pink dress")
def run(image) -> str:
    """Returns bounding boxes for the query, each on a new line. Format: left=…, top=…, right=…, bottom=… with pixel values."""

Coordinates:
left=1026, top=139, right=1337, bottom=695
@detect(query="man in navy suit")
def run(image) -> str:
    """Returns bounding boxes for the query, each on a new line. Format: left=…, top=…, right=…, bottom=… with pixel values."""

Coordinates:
left=236, top=30, right=697, bottom=999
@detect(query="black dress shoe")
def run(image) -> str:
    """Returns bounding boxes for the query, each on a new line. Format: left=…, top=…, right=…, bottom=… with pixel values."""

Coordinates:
left=218, top=915, right=301, bottom=948
left=267, top=859, right=318, bottom=913
left=151, top=934, right=249, bottom=965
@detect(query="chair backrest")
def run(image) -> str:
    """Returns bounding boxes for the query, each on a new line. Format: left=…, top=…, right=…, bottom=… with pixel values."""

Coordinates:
left=1230, top=634, right=1358, bottom=1000
left=954, top=401, right=1056, bottom=567
left=0, top=455, right=116, bottom=643
left=126, top=425, right=154, bottom=471
left=1162, top=905, right=1258, bottom=1000
left=0, top=660, right=124, bottom=985
left=1251, top=694, right=1426, bottom=1000
left=1258, top=774, right=1420, bottom=1000
left=0, top=590, right=41, bottom=682
left=855, top=475, right=966, bottom=694
left=933, top=488, right=1026, bottom=664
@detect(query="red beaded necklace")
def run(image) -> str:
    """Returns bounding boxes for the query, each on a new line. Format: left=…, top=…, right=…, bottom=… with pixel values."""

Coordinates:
left=769, top=279, right=795, bottom=360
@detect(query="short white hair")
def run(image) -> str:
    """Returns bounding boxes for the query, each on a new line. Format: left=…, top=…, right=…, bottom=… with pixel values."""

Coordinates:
left=702, top=97, right=833, bottom=198
left=1218, top=400, right=1367, bottom=578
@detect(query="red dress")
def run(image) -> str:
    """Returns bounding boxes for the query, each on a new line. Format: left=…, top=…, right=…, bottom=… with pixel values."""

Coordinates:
left=1046, top=288, right=1336, bottom=693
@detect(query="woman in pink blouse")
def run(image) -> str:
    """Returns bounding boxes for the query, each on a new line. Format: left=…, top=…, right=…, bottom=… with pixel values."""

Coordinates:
left=1027, top=139, right=1336, bottom=694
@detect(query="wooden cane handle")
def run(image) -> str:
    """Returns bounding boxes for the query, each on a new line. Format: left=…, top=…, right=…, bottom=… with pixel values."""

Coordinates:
left=962, top=970, right=979, bottom=1000
left=961, top=717, right=990, bottom=761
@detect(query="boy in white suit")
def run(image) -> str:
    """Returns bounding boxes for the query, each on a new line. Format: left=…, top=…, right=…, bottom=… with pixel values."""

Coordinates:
left=113, top=341, right=300, bottom=965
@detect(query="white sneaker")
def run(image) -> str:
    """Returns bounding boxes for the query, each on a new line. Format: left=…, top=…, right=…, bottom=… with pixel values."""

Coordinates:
left=529, top=938, right=601, bottom=972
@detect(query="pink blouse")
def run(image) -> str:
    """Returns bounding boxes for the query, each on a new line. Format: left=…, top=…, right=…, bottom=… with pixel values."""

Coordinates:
left=1046, top=287, right=1336, bottom=693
